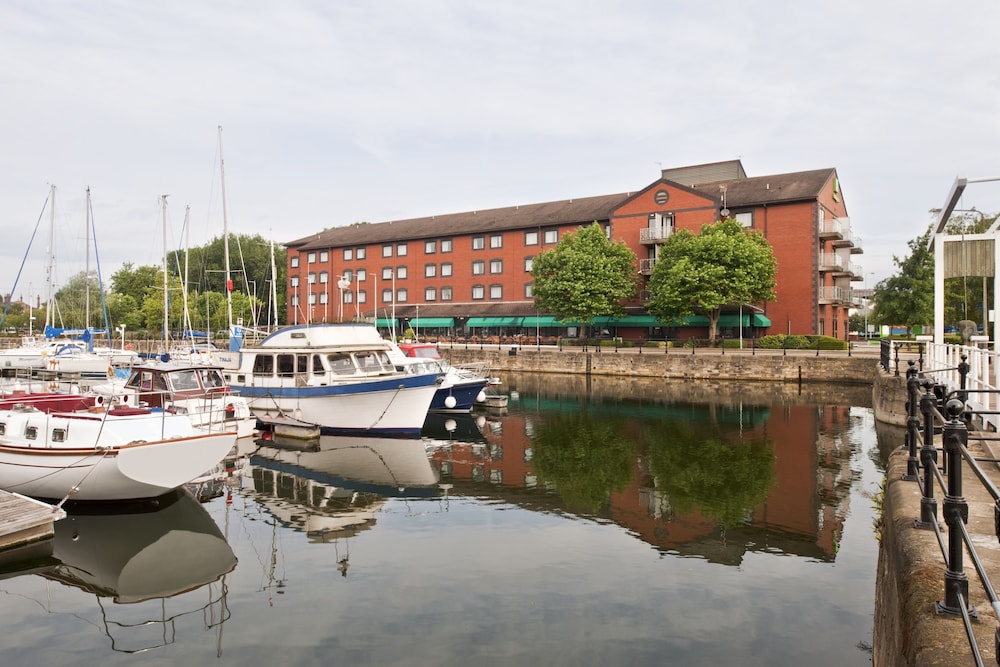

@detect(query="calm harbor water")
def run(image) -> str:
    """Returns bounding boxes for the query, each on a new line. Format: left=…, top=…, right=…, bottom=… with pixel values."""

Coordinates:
left=0, top=375, right=884, bottom=666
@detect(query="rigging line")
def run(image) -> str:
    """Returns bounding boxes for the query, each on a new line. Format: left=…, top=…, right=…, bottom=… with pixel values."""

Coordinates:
left=88, top=192, right=113, bottom=342
left=0, top=190, right=52, bottom=328
left=368, top=384, right=406, bottom=429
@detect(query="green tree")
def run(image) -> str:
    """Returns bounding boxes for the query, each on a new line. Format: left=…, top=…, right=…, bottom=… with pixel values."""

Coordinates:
left=530, top=222, right=638, bottom=334
left=646, top=218, right=777, bottom=342
left=871, top=226, right=934, bottom=329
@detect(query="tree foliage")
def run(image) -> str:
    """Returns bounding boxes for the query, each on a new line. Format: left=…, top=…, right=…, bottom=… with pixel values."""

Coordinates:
left=646, top=218, right=776, bottom=342
left=871, top=226, right=934, bottom=329
left=530, top=222, right=638, bottom=331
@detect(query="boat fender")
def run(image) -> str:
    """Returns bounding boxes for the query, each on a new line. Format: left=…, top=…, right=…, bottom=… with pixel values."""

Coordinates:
left=444, top=395, right=457, bottom=409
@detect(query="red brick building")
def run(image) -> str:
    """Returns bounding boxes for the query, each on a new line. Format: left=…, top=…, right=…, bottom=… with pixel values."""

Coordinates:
left=283, top=160, right=861, bottom=341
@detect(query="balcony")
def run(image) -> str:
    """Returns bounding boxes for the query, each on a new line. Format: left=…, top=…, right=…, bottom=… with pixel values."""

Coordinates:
left=819, top=218, right=843, bottom=240
left=850, top=235, right=863, bottom=254
left=640, top=227, right=673, bottom=244
left=818, top=253, right=844, bottom=271
left=638, top=258, right=657, bottom=275
left=819, top=286, right=850, bottom=305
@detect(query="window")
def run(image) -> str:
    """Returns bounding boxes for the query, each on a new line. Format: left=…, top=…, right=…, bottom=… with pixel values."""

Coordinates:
left=52, top=428, right=66, bottom=442
left=397, top=266, right=408, bottom=279
left=441, top=262, right=453, bottom=277
left=319, top=292, right=328, bottom=304
left=525, top=283, right=533, bottom=298
left=472, top=260, right=485, bottom=275
left=308, top=292, right=316, bottom=305
left=327, top=353, right=355, bottom=375
left=382, top=267, right=393, bottom=280
left=425, top=240, right=437, bottom=254
left=319, top=271, right=329, bottom=284
left=472, top=285, right=485, bottom=300
left=343, top=291, right=353, bottom=304
left=490, top=259, right=503, bottom=274
left=490, top=234, right=503, bottom=249
left=253, top=354, right=275, bottom=376
left=735, top=212, right=753, bottom=228
left=307, top=252, right=316, bottom=264
left=525, top=230, right=538, bottom=246
left=490, top=285, right=502, bottom=299
left=291, top=256, right=300, bottom=268
left=382, top=288, right=393, bottom=303
left=472, top=235, right=485, bottom=250
left=343, top=248, right=353, bottom=261
left=441, top=238, right=453, bottom=253
left=290, top=276, right=299, bottom=287
left=425, top=287, right=437, bottom=301
left=358, top=290, right=366, bottom=304
left=425, top=263, right=437, bottom=278
left=312, top=354, right=325, bottom=376
left=441, top=286, right=453, bottom=301
left=342, top=269, right=353, bottom=282
left=525, top=256, right=534, bottom=271
left=291, top=294, right=299, bottom=306
left=383, top=244, right=393, bottom=258
left=357, top=247, right=367, bottom=259
left=396, top=288, right=408, bottom=303
left=357, top=269, right=366, bottom=282
left=543, top=229, right=558, bottom=244
left=307, top=272, right=316, bottom=284
left=397, top=243, right=408, bottom=257
left=320, top=251, right=329, bottom=262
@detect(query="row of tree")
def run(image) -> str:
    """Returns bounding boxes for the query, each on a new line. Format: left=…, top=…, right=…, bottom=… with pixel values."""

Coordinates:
left=0, top=234, right=286, bottom=337
left=531, top=219, right=777, bottom=341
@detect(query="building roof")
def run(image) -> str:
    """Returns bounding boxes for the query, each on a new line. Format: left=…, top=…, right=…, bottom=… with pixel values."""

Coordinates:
left=689, top=168, right=836, bottom=208
left=285, top=165, right=838, bottom=251
left=286, top=192, right=630, bottom=251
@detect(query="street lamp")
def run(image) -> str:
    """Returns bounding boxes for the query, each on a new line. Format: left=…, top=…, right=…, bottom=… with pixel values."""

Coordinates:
left=337, top=275, right=351, bottom=322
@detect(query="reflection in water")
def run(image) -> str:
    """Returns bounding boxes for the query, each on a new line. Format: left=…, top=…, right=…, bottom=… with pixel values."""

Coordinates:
left=1, top=489, right=236, bottom=654
left=425, top=376, right=869, bottom=565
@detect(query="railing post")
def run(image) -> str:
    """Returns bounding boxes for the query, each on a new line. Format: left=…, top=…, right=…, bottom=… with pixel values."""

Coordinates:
left=936, top=398, right=977, bottom=618
left=958, top=353, right=969, bottom=404
left=915, top=378, right=939, bottom=529
left=903, top=362, right=920, bottom=481
left=894, top=342, right=901, bottom=377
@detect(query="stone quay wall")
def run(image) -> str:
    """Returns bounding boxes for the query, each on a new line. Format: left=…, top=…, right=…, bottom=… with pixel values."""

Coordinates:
left=441, top=345, right=880, bottom=384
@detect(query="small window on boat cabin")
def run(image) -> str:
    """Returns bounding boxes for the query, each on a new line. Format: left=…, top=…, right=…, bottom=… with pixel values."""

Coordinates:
left=253, top=354, right=275, bottom=376
left=0, top=423, right=6, bottom=436
left=201, top=369, right=225, bottom=388
left=137, top=371, right=153, bottom=391
left=327, top=353, right=356, bottom=375
left=25, top=426, right=37, bottom=440
left=52, top=428, right=66, bottom=443
left=171, top=370, right=200, bottom=391
left=296, top=355, right=308, bottom=374
left=356, top=352, right=386, bottom=372
left=312, top=354, right=325, bottom=375
left=277, top=354, right=295, bottom=377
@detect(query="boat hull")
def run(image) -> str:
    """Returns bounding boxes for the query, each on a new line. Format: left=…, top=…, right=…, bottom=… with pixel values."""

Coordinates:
left=0, top=410, right=237, bottom=501
left=242, top=374, right=441, bottom=437
left=429, top=377, right=489, bottom=412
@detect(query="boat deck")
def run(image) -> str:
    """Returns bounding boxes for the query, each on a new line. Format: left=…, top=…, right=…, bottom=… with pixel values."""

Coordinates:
left=0, top=490, right=64, bottom=552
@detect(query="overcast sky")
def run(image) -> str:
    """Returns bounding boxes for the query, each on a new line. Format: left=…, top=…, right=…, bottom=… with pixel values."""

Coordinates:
left=2, top=1, right=999, bottom=301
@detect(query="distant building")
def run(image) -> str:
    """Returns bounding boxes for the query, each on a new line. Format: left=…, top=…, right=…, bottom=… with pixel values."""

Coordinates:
left=283, top=160, right=862, bottom=341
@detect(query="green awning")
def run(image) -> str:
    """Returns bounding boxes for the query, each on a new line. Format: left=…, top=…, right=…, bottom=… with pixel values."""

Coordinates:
left=376, top=318, right=397, bottom=327
left=593, top=315, right=663, bottom=327
left=409, top=317, right=454, bottom=328
left=717, top=314, right=772, bottom=327
left=521, top=316, right=578, bottom=327
left=466, top=316, right=524, bottom=327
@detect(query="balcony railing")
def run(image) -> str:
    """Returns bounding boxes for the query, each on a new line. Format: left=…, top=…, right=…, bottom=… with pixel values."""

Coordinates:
left=638, top=258, right=657, bottom=275
left=639, top=227, right=673, bottom=244
left=819, top=219, right=843, bottom=240
left=818, top=253, right=844, bottom=271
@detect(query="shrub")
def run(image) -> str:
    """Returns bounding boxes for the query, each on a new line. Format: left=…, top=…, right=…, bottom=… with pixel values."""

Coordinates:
left=755, top=334, right=810, bottom=349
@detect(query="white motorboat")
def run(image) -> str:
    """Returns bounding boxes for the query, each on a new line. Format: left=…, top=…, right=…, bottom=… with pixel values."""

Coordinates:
left=0, top=404, right=238, bottom=501
left=224, top=323, right=443, bottom=438
left=389, top=341, right=489, bottom=412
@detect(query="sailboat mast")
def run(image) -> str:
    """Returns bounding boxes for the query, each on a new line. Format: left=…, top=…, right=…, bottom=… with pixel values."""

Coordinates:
left=161, top=195, right=169, bottom=351
left=269, top=238, right=278, bottom=330
left=219, top=125, right=234, bottom=332
left=45, top=184, right=56, bottom=331
left=182, top=205, right=192, bottom=342
left=84, top=187, right=91, bottom=331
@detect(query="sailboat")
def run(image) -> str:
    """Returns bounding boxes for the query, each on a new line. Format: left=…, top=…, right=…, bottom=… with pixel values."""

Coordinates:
left=0, top=186, right=137, bottom=375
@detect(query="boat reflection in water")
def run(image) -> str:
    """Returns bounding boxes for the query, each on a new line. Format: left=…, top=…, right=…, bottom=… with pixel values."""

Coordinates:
left=245, top=433, right=442, bottom=544
left=2, top=488, right=237, bottom=654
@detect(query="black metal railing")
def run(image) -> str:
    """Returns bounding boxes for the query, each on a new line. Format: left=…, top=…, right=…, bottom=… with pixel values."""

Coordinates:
left=881, top=339, right=926, bottom=376
left=903, top=357, right=1000, bottom=665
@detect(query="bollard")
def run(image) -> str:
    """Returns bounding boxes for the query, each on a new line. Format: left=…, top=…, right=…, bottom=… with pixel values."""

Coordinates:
left=936, top=398, right=976, bottom=618
left=915, top=379, right=939, bottom=529
left=958, top=354, right=969, bottom=405
left=903, top=362, right=920, bottom=481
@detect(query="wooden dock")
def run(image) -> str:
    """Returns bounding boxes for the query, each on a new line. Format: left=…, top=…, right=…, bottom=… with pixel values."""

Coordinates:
left=0, top=490, right=64, bottom=551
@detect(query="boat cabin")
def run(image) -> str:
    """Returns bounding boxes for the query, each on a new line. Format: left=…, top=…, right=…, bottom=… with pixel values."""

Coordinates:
left=123, top=364, right=230, bottom=408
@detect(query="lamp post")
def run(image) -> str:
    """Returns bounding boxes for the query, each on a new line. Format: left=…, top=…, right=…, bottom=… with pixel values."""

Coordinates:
left=337, top=276, right=350, bottom=322
left=116, top=325, right=126, bottom=351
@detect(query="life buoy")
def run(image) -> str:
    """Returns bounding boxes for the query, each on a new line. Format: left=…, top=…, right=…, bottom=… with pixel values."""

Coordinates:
left=124, top=343, right=133, bottom=351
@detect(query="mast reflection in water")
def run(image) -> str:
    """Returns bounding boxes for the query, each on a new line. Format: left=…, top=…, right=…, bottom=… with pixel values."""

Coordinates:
left=0, top=374, right=882, bottom=666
